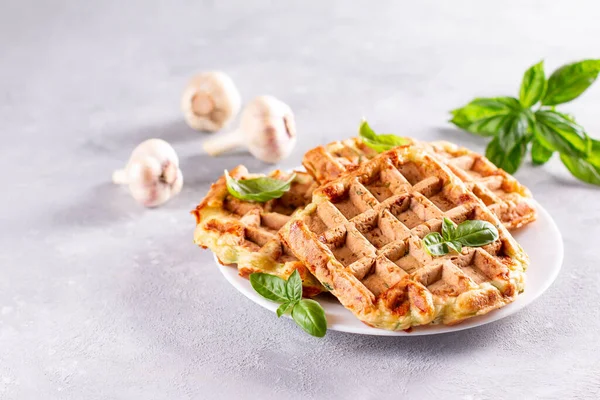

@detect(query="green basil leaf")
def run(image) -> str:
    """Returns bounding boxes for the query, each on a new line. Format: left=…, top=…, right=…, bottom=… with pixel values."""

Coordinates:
left=560, top=154, right=600, bottom=186
left=225, top=170, right=295, bottom=202
left=561, top=112, right=577, bottom=123
left=534, top=111, right=590, bottom=157
left=291, top=299, right=327, bottom=337
left=422, top=232, right=449, bottom=256
left=519, top=61, right=546, bottom=107
left=453, top=114, right=512, bottom=137
left=587, top=139, right=600, bottom=169
left=450, top=97, right=521, bottom=137
left=542, top=59, right=600, bottom=106
left=454, top=220, right=499, bottom=247
left=447, top=241, right=462, bottom=254
left=358, top=120, right=410, bottom=153
left=285, top=270, right=302, bottom=303
left=485, top=136, right=528, bottom=174
left=276, top=301, right=294, bottom=318
left=249, top=273, right=289, bottom=303
left=441, top=217, right=456, bottom=241
left=359, top=120, right=378, bottom=141
left=497, top=111, right=529, bottom=153
left=531, top=137, right=554, bottom=166
left=423, top=219, right=495, bottom=257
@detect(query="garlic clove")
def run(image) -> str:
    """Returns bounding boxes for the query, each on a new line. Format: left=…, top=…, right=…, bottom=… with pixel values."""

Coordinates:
left=162, top=162, right=179, bottom=185
left=181, top=71, right=241, bottom=132
left=245, top=96, right=297, bottom=164
left=202, top=95, right=297, bottom=164
left=127, top=138, right=180, bottom=166
left=202, top=129, right=246, bottom=156
left=168, top=167, right=184, bottom=197
left=113, top=139, right=183, bottom=208
left=127, top=157, right=169, bottom=207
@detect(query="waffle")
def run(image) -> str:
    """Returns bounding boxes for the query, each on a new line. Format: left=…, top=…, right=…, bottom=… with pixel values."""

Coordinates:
left=193, top=165, right=324, bottom=297
left=280, top=146, right=528, bottom=330
left=303, top=137, right=536, bottom=229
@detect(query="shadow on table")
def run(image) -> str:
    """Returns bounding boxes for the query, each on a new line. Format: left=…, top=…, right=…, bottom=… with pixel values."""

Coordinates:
left=181, top=152, right=270, bottom=187
left=323, top=316, right=521, bottom=356
left=547, top=173, right=600, bottom=189
left=48, top=181, right=148, bottom=228
left=81, top=118, right=198, bottom=157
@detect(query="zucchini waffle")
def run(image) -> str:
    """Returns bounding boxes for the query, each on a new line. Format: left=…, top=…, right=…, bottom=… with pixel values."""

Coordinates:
left=303, top=137, right=536, bottom=229
left=193, top=165, right=324, bottom=296
left=280, top=146, right=528, bottom=330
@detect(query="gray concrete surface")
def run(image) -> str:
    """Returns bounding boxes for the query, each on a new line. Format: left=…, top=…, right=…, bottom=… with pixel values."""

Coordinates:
left=1, top=1, right=599, bottom=399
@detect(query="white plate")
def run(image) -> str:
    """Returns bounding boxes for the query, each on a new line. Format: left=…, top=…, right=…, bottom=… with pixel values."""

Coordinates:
left=216, top=200, right=563, bottom=336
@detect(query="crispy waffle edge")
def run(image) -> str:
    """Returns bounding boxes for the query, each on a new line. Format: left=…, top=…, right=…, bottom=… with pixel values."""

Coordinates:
left=192, top=165, right=325, bottom=297
left=303, top=137, right=537, bottom=230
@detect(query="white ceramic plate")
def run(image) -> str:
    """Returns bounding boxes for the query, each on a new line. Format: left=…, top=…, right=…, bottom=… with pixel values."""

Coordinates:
left=216, top=200, right=563, bottom=336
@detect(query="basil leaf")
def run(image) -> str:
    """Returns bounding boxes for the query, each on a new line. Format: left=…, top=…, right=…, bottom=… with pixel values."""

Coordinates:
left=250, top=271, right=327, bottom=337
left=485, top=136, right=528, bottom=174
left=587, top=139, right=600, bottom=168
left=454, top=220, right=499, bottom=247
left=560, top=154, right=600, bottom=186
left=441, top=217, right=456, bottom=241
left=225, top=170, right=295, bottom=202
left=359, top=120, right=378, bottom=141
left=531, top=137, right=554, bottom=166
left=542, top=59, right=600, bottom=106
left=534, top=111, right=590, bottom=158
left=359, top=120, right=410, bottom=153
left=249, top=273, right=289, bottom=303
left=450, top=97, right=521, bottom=137
left=276, top=301, right=294, bottom=318
left=447, top=241, right=462, bottom=254
left=285, top=270, right=302, bottom=303
left=422, top=232, right=449, bottom=256
left=519, top=61, right=546, bottom=107
left=423, top=219, right=496, bottom=257
left=497, top=111, right=529, bottom=153
left=291, top=299, right=327, bottom=337
left=454, top=113, right=512, bottom=137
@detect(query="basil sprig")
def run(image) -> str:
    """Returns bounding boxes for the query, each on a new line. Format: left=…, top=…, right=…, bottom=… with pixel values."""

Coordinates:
left=543, top=60, right=600, bottom=105
left=423, top=218, right=499, bottom=256
left=249, top=270, right=327, bottom=337
left=450, top=59, right=600, bottom=185
left=225, top=170, right=295, bottom=202
left=359, top=120, right=410, bottom=152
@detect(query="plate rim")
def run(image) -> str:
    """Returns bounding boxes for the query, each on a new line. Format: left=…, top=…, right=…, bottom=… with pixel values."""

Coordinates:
left=215, top=199, right=563, bottom=336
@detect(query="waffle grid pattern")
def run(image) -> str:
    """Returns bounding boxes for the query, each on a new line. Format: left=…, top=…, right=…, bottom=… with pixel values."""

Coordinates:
left=282, top=147, right=528, bottom=330
left=303, top=138, right=536, bottom=229
left=193, top=165, right=324, bottom=296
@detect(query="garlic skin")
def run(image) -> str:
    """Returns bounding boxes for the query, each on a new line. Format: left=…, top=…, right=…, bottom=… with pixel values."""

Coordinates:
left=243, top=96, right=297, bottom=163
left=112, top=139, right=183, bottom=208
left=203, top=95, right=297, bottom=164
left=181, top=71, right=241, bottom=132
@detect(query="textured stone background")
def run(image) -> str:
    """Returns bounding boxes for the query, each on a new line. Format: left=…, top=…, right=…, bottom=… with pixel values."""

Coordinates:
left=1, top=1, right=599, bottom=399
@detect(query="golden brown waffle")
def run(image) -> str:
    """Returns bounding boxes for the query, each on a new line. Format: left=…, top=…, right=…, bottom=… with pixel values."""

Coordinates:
left=303, top=137, right=536, bottom=229
left=193, top=165, right=324, bottom=297
left=280, top=146, right=528, bottom=330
